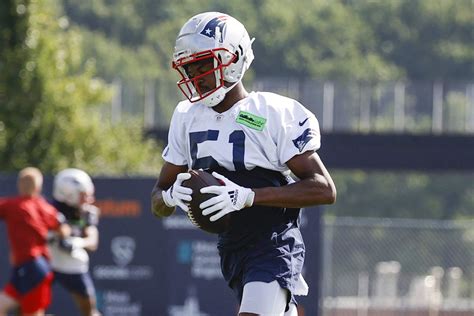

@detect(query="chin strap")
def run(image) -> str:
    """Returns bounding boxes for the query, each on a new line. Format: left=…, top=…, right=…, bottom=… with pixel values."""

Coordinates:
left=204, top=80, right=241, bottom=108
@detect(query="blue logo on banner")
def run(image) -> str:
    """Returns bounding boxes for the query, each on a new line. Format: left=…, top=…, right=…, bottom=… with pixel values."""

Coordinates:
left=177, top=241, right=192, bottom=264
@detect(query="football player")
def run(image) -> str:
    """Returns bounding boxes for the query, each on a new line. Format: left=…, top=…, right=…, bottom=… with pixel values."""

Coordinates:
left=0, top=167, right=69, bottom=316
left=48, top=168, right=101, bottom=316
left=151, top=12, right=336, bottom=316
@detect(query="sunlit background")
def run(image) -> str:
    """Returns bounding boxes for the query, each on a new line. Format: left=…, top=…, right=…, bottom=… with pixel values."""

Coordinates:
left=1, top=0, right=473, bottom=315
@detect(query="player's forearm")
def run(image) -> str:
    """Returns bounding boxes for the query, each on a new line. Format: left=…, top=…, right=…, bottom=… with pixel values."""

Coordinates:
left=57, top=223, right=71, bottom=238
left=253, top=175, right=336, bottom=208
left=151, top=186, right=175, bottom=217
left=82, top=227, right=99, bottom=251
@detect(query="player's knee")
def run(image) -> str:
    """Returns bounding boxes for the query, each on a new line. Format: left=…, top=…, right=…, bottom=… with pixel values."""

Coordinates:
left=0, top=292, right=18, bottom=312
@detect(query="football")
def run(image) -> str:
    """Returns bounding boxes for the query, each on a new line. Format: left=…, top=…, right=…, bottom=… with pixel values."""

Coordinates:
left=181, top=169, right=231, bottom=234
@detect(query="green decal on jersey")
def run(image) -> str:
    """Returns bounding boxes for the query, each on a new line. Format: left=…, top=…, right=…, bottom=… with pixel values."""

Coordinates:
left=70, top=218, right=86, bottom=228
left=236, top=111, right=267, bottom=131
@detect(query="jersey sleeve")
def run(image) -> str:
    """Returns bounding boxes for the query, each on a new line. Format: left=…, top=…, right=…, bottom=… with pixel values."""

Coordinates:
left=274, top=99, right=321, bottom=164
left=162, top=103, right=188, bottom=166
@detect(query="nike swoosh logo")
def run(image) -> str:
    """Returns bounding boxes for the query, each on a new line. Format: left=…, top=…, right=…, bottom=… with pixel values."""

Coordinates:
left=299, top=117, right=309, bottom=126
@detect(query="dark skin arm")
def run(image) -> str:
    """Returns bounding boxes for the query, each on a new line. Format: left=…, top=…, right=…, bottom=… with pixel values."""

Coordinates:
left=151, top=151, right=336, bottom=217
left=253, top=151, right=336, bottom=208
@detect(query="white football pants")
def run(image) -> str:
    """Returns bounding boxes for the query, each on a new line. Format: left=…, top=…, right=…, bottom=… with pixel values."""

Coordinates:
left=239, top=280, right=298, bottom=316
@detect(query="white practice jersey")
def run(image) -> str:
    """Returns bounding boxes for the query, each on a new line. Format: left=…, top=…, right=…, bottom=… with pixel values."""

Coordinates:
left=163, top=91, right=321, bottom=172
left=49, top=204, right=99, bottom=274
left=49, top=237, right=89, bottom=274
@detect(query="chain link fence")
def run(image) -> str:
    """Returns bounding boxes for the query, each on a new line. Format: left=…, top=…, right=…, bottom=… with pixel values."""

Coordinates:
left=107, top=78, right=474, bottom=135
left=321, top=217, right=474, bottom=315
left=253, top=79, right=474, bottom=135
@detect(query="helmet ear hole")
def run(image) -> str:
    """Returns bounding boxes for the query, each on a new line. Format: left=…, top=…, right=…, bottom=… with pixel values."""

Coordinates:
left=234, top=45, right=244, bottom=63
left=233, top=52, right=239, bottom=63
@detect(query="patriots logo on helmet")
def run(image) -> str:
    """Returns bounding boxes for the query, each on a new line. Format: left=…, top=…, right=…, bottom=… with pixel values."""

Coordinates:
left=200, top=15, right=228, bottom=43
left=293, top=128, right=316, bottom=152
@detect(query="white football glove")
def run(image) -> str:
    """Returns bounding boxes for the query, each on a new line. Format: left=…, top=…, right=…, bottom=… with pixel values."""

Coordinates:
left=58, top=237, right=86, bottom=253
left=162, top=173, right=192, bottom=212
left=200, top=172, right=255, bottom=222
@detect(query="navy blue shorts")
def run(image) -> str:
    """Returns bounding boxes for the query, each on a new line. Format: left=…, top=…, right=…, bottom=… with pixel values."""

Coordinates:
left=53, top=270, right=96, bottom=298
left=9, top=256, right=51, bottom=295
left=4, top=256, right=54, bottom=313
left=219, top=222, right=305, bottom=305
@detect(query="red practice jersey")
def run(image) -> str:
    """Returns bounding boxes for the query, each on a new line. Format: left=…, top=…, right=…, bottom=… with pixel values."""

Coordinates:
left=0, top=196, right=60, bottom=266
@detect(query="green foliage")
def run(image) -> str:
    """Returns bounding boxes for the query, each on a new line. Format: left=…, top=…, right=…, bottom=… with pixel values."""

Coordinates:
left=61, top=0, right=473, bottom=82
left=0, top=0, right=162, bottom=175
left=79, top=29, right=161, bottom=82
left=250, top=0, right=401, bottom=80
left=61, top=0, right=403, bottom=82
left=350, top=0, right=473, bottom=80
left=330, top=170, right=474, bottom=220
left=47, top=113, right=163, bottom=175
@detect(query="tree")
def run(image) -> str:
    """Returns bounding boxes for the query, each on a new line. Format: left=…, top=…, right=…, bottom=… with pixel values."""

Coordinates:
left=329, top=170, right=474, bottom=220
left=250, top=0, right=401, bottom=80
left=0, top=0, right=162, bottom=175
left=350, top=0, right=474, bottom=80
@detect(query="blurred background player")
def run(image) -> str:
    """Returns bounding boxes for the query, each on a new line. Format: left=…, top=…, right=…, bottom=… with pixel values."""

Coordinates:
left=48, top=168, right=101, bottom=316
left=0, top=167, right=69, bottom=316
left=151, top=12, right=336, bottom=316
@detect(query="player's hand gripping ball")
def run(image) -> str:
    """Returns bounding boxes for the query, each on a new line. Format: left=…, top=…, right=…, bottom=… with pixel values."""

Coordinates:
left=181, top=170, right=231, bottom=234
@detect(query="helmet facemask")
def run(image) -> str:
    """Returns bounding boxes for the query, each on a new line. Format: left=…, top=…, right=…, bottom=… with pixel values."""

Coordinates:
left=172, top=48, right=237, bottom=107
